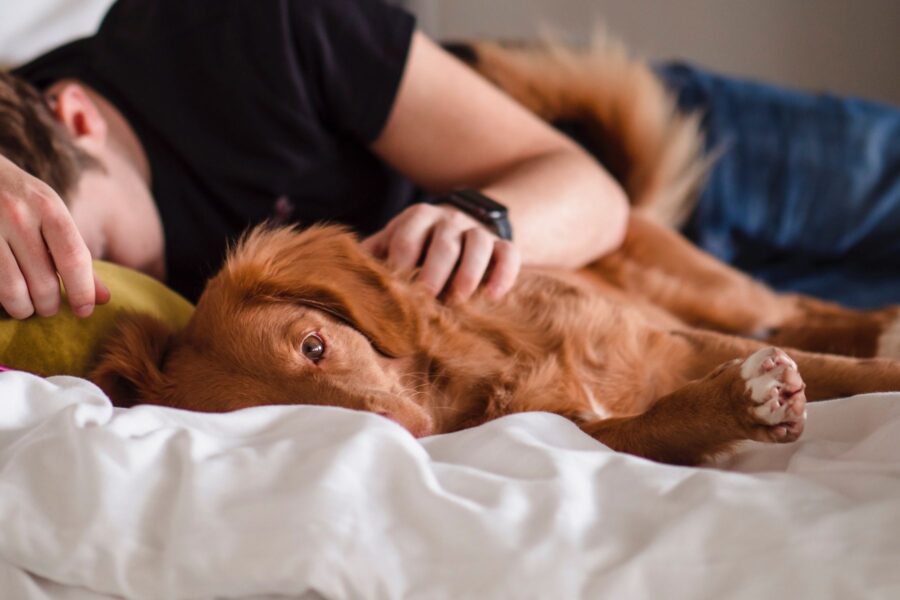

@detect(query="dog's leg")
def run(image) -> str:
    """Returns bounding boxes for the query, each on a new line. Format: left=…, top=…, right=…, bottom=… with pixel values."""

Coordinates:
left=583, top=340, right=900, bottom=465
left=584, top=214, right=788, bottom=333
left=584, top=214, right=900, bottom=358
left=670, top=328, right=900, bottom=401
left=580, top=346, right=807, bottom=465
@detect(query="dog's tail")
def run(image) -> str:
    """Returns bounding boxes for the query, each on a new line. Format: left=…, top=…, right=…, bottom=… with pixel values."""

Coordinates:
left=445, top=33, right=713, bottom=229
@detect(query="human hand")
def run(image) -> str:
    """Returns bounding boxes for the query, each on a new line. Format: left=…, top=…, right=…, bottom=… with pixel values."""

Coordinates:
left=0, top=153, right=109, bottom=319
left=361, top=202, right=520, bottom=302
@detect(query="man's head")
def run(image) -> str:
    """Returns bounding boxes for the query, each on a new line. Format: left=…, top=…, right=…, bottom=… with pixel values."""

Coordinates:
left=0, top=70, right=99, bottom=200
left=0, top=71, right=164, bottom=277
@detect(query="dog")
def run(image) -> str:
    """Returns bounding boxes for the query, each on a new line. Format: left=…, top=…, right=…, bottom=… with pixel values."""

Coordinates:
left=90, top=39, right=900, bottom=466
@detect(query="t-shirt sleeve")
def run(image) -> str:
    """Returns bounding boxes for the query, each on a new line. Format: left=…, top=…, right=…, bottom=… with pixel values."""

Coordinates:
left=288, top=0, right=416, bottom=143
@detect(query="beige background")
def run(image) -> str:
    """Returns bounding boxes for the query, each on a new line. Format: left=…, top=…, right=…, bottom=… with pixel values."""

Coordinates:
left=2, top=0, right=898, bottom=105
left=406, top=0, right=900, bottom=105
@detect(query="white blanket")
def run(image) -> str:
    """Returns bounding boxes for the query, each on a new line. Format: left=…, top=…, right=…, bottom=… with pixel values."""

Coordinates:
left=1, top=371, right=899, bottom=599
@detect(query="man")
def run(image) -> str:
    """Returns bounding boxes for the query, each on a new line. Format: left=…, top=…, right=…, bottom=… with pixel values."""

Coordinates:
left=0, top=0, right=628, bottom=319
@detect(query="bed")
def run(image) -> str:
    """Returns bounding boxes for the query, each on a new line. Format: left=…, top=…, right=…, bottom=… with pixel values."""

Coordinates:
left=3, top=3, right=900, bottom=599
left=2, top=370, right=900, bottom=598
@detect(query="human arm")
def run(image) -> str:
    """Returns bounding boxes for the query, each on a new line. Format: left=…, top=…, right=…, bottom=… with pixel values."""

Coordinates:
left=0, top=152, right=109, bottom=319
left=365, top=32, right=629, bottom=301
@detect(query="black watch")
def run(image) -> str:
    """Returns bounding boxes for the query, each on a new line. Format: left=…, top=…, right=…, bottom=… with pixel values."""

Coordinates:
left=434, top=188, right=513, bottom=241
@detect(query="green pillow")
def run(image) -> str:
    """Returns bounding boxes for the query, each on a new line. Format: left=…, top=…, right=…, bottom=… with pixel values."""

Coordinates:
left=0, top=261, right=194, bottom=378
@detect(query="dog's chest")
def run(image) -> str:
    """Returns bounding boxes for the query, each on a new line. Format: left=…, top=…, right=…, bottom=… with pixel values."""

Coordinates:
left=494, top=272, right=672, bottom=417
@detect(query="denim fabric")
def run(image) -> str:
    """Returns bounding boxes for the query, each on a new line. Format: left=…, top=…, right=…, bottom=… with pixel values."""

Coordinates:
left=655, top=63, right=900, bottom=308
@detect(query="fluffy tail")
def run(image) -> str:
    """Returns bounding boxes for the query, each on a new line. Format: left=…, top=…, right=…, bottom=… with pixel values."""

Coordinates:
left=446, top=34, right=713, bottom=228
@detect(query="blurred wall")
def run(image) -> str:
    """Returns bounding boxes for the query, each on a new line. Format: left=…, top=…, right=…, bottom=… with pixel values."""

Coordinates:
left=407, top=0, right=900, bottom=105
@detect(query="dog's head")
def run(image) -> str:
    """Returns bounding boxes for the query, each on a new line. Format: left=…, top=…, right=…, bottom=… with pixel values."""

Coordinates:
left=90, top=224, right=435, bottom=437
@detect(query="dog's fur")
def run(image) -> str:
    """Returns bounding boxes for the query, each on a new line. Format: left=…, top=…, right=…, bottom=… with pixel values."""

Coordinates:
left=91, top=39, right=900, bottom=466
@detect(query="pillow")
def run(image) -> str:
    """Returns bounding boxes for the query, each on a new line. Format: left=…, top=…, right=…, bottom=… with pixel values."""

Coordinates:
left=0, top=261, right=194, bottom=378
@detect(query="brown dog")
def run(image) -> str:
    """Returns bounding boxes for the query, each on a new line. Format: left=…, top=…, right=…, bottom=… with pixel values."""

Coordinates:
left=90, top=40, right=900, bottom=466
left=90, top=216, right=900, bottom=466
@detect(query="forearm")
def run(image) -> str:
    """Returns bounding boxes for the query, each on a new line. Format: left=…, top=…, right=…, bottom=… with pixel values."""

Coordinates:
left=477, top=145, right=629, bottom=268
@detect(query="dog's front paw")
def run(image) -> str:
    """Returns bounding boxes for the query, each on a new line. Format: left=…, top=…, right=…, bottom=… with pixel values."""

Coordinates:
left=739, top=347, right=807, bottom=443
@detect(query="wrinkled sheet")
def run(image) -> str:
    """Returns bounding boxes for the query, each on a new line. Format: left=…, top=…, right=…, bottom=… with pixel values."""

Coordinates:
left=1, top=371, right=899, bottom=599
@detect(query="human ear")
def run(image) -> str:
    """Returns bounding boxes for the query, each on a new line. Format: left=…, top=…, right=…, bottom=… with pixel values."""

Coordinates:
left=47, top=81, right=108, bottom=152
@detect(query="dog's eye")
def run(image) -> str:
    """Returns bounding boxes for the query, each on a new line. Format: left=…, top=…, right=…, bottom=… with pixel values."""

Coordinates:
left=300, top=333, right=326, bottom=363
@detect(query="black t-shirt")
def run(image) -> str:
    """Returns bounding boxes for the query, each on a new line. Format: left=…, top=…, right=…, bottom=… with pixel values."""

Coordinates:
left=15, top=0, right=421, bottom=301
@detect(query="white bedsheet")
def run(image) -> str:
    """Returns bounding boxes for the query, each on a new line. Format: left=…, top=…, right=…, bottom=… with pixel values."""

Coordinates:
left=1, top=371, right=899, bottom=599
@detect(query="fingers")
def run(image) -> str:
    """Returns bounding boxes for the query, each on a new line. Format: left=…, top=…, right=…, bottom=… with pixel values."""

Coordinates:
left=363, top=203, right=522, bottom=303
left=483, top=240, right=520, bottom=300
left=443, top=227, right=493, bottom=301
left=417, top=219, right=461, bottom=295
left=0, top=189, right=62, bottom=317
left=362, top=204, right=440, bottom=274
left=359, top=228, right=388, bottom=259
left=41, top=203, right=97, bottom=316
left=384, top=207, right=434, bottom=274
left=0, top=241, right=34, bottom=319
left=421, top=228, right=519, bottom=302
left=94, top=275, right=111, bottom=306
left=9, top=224, right=61, bottom=317
left=0, top=167, right=98, bottom=319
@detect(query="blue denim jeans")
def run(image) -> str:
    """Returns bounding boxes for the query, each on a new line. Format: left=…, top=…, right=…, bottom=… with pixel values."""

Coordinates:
left=655, top=63, right=900, bottom=309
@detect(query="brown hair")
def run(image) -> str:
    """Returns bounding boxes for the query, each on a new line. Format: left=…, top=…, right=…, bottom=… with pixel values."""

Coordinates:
left=0, top=70, right=98, bottom=199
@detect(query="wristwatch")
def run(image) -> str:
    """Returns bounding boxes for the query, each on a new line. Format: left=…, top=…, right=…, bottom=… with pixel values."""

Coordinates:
left=434, top=189, right=513, bottom=241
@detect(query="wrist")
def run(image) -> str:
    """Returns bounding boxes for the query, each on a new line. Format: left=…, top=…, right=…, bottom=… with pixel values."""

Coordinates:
left=432, top=188, right=513, bottom=241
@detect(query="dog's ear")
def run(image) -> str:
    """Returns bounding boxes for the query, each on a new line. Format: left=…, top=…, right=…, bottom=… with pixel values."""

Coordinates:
left=219, top=224, right=420, bottom=357
left=89, top=312, right=174, bottom=407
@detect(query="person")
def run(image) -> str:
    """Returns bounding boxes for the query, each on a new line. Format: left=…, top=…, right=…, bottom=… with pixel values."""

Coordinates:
left=4, top=0, right=900, bottom=320
left=0, top=0, right=628, bottom=321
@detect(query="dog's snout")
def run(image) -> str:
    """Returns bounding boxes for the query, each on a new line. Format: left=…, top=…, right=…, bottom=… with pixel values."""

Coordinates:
left=367, top=400, right=433, bottom=439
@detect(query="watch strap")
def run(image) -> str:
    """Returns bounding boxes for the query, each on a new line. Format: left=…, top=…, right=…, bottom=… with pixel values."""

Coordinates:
left=434, top=189, right=513, bottom=241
